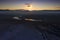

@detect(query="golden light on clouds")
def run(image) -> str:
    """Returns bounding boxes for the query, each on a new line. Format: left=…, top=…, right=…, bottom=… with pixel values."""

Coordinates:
left=0, top=3, right=60, bottom=10
left=23, top=3, right=60, bottom=10
left=24, top=4, right=32, bottom=11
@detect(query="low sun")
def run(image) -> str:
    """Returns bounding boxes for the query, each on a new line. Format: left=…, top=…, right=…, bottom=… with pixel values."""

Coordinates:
left=25, top=3, right=32, bottom=11
left=27, top=5, right=32, bottom=11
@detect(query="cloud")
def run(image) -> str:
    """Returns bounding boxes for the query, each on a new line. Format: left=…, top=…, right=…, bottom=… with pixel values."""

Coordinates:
left=0, top=0, right=60, bottom=2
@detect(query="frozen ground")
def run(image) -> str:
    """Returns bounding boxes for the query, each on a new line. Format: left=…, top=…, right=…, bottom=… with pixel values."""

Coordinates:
left=0, top=22, right=60, bottom=40
left=0, top=10, right=60, bottom=40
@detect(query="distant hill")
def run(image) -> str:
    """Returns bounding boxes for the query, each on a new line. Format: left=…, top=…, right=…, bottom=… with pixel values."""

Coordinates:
left=0, top=9, right=60, bottom=11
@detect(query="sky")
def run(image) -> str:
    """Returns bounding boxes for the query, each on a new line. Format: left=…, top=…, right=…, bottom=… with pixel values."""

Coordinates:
left=0, top=0, right=60, bottom=10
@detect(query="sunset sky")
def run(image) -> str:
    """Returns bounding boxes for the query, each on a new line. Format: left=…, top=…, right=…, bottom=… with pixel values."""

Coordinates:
left=0, top=0, right=60, bottom=10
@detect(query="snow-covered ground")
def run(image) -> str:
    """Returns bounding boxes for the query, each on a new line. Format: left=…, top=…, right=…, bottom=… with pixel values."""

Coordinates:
left=0, top=22, right=60, bottom=40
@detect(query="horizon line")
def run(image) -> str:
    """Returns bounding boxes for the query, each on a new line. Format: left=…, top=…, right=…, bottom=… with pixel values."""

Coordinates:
left=0, top=9, right=60, bottom=10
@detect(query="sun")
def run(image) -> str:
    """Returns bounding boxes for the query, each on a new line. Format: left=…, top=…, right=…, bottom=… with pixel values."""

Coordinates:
left=25, top=3, right=32, bottom=11
left=27, top=5, right=32, bottom=11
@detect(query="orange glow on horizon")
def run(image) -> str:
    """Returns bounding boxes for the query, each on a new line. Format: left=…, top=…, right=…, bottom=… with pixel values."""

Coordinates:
left=0, top=4, right=60, bottom=10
